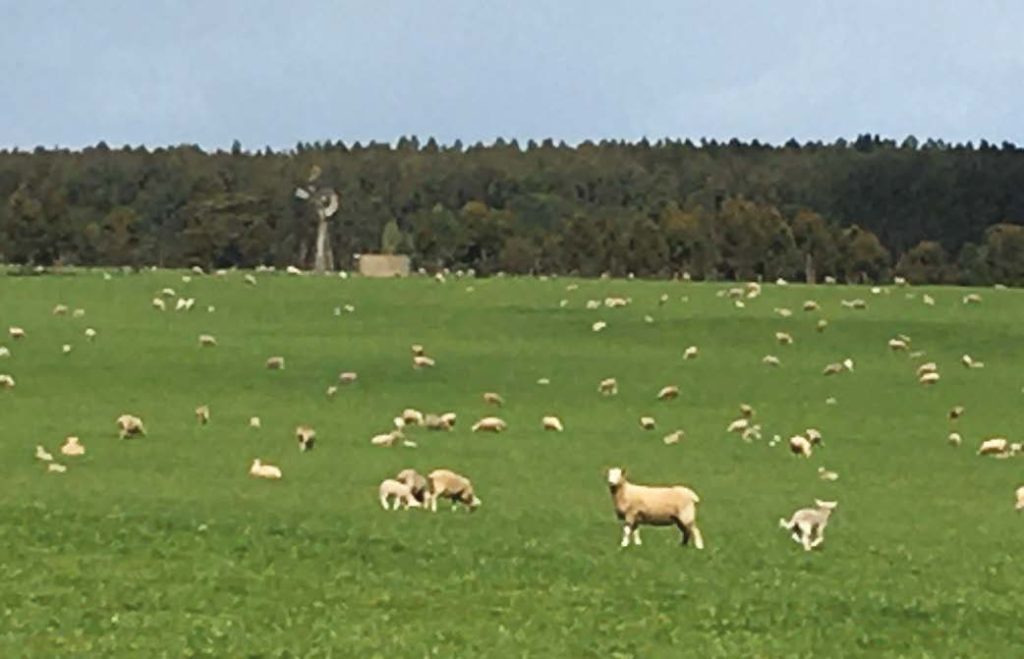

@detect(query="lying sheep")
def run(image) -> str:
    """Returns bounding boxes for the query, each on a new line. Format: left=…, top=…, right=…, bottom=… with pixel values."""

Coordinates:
left=657, top=385, right=679, bottom=401
left=413, top=355, right=436, bottom=369
left=338, top=371, right=358, bottom=383
left=249, top=458, right=282, bottom=480
left=326, top=385, right=338, bottom=398
left=116, top=414, right=146, bottom=439
left=195, top=405, right=210, bottom=425
left=396, top=468, right=429, bottom=504
left=923, top=294, right=935, bottom=306
left=779, top=500, right=838, bottom=551
left=48, top=463, right=68, bottom=474
left=888, top=338, right=909, bottom=351
left=249, top=416, right=262, bottom=429
left=592, top=320, right=608, bottom=332
left=472, top=416, right=507, bottom=433
left=35, top=445, right=54, bottom=462
left=427, top=469, right=481, bottom=512
left=789, top=435, right=813, bottom=457
left=371, top=430, right=403, bottom=447
left=762, top=354, right=781, bottom=366
left=919, top=372, right=940, bottom=385
left=378, top=479, right=423, bottom=510
left=542, top=415, right=564, bottom=432
left=662, top=430, right=684, bottom=445
left=483, top=392, right=504, bottom=406
left=84, top=328, right=97, bottom=341
left=916, top=362, right=938, bottom=377
left=640, top=416, right=656, bottom=430
left=244, top=274, right=257, bottom=285
left=963, top=293, right=982, bottom=305
left=598, top=378, right=618, bottom=395
left=817, top=467, right=839, bottom=481
left=266, top=356, right=285, bottom=370
left=977, top=438, right=1009, bottom=457
left=199, top=334, right=217, bottom=347
left=53, top=304, right=68, bottom=315
left=0, top=374, right=14, bottom=389
left=61, top=436, right=85, bottom=456
left=296, top=425, right=316, bottom=451
left=606, top=467, right=704, bottom=549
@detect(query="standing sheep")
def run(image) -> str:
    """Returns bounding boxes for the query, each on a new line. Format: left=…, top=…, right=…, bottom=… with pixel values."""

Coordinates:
left=472, top=417, right=507, bottom=433
left=266, top=356, right=285, bottom=370
left=116, top=414, right=146, bottom=439
left=779, top=500, right=838, bottom=551
left=296, top=425, right=316, bottom=451
left=606, top=468, right=704, bottom=549
left=427, top=469, right=482, bottom=512
left=378, top=479, right=423, bottom=510
left=396, top=468, right=430, bottom=504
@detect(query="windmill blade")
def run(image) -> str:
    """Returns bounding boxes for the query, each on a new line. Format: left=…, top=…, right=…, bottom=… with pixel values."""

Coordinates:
left=294, top=187, right=311, bottom=200
left=321, top=190, right=339, bottom=217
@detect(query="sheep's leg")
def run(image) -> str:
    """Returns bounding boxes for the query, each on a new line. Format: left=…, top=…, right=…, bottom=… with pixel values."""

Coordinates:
left=620, top=524, right=632, bottom=548
left=676, top=519, right=691, bottom=546
left=428, top=494, right=437, bottom=512
left=379, top=494, right=390, bottom=511
left=631, top=528, right=642, bottom=545
left=689, top=525, right=705, bottom=550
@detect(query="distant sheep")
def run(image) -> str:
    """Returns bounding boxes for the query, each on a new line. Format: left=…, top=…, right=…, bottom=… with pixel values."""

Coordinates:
left=249, top=459, right=282, bottom=480
left=370, top=430, right=403, bottom=447
left=779, top=500, right=838, bottom=551
left=542, top=415, right=564, bottom=432
left=296, top=425, right=316, bottom=451
left=916, top=362, right=938, bottom=377
left=775, top=332, right=793, bottom=345
left=762, top=354, right=781, bottom=366
left=1016, top=486, right=1024, bottom=511
left=817, top=467, right=838, bottom=481
left=199, top=334, right=217, bottom=347
left=424, top=413, right=456, bottom=431
left=789, top=435, right=813, bottom=457
left=606, top=467, right=704, bottom=549
left=483, top=392, right=504, bottom=406
left=0, top=346, right=9, bottom=358
left=401, top=408, right=425, bottom=426
left=84, top=328, right=97, bottom=340
left=598, top=378, right=618, bottom=396
left=888, top=338, right=909, bottom=351
left=948, top=432, right=962, bottom=446
left=265, top=356, right=285, bottom=370
left=338, top=371, right=358, bottom=383
left=9, top=327, right=25, bottom=340
left=48, top=463, right=68, bottom=474
left=472, top=416, right=507, bottom=433
left=923, top=294, right=935, bottom=306
left=195, top=405, right=210, bottom=425
left=396, top=468, right=429, bottom=504
left=948, top=405, right=965, bottom=421
left=962, top=293, right=982, bottom=305
left=919, top=372, right=940, bottom=385
left=662, top=430, right=684, bottom=445
left=427, top=469, right=481, bottom=512
left=326, top=385, right=338, bottom=398
left=61, top=436, right=85, bottom=456
left=592, top=320, right=607, bottom=332
left=657, top=385, right=679, bottom=401
left=977, top=437, right=1009, bottom=457
left=152, top=298, right=166, bottom=311
left=244, top=274, right=257, bottom=285
left=683, top=346, right=699, bottom=360
left=116, top=414, right=146, bottom=439
left=803, top=300, right=819, bottom=311
left=961, top=354, right=985, bottom=369
left=413, top=355, right=436, bottom=369
left=378, top=479, right=422, bottom=510
left=816, top=319, right=829, bottom=332
left=411, top=344, right=425, bottom=356
left=249, top=416, right=262, bottom=429
left=0, top=374, right=14, bottom=389
left=53, top=304, right=68, bottom=315
left=35, top=445, right=53, bottom=462
left=640, top=416, right=656, bottom=430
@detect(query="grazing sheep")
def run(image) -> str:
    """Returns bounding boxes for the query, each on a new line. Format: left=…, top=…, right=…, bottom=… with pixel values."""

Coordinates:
left=296, top=425, right=316, bottom=452
left=816, top=319, right=829, bottom=332
left=249, top=416, right=262, bottom=429
left=0, top=374, right=14, bottom=389
left=948, top=432, right=962, bottom=446
left=977, top=438, right=1009, bottom=457
left=888, top=338, right=909, bottom=351
left=73, top=308, right=86, bottom=318
left=61, top=344, right=72, bottom=355
left=916, top=362, right=938, bottom=377
left=371, top=430, right=403, bottom=447
left=401, top=408, right=425, bottom=426
left=598, top=378, right=618, bottom=396
left=198, top=334, right=217, bottom=347
left=683, top=346, right=699, bottom=360
left=774, top=307, right=793, bottom=318
left=396, top=469, right=429, bottom=503
left=949, top=405, right=965, bottom=421
left=592, top=320, right=607, bottom=332
left=586, top=299, right=601, bottom=310
left=775, top=332, right=794, bottom=346
left=48, top=463, right=68, bottom=474
left=53, top=304, right=68, bottom=315
left=378, top=479, right=422, bottom=510
left=244, top=274, right=257, bottom=285
left=9, top=327, right=25, bottom=340
left=779, top=500, right=838, bottom=551
left=61, top=436, right=85, bottom=456
left=116, top=414, right=146, bottom=439
left=424, top=413, right=455, bottom=431
left=35, top=445, right=54, bottom=462
left=440, top=412, right=457, bottom=428
left=963, top=293, right=982, bottom=305
left=472, top=416, right=507, bottom=433
left=657, top=385, right=679, bottom=401
left=919, top=372, right=941, bottom=385
left=789, top=435, right=813, bottom=457
left=0, top=346, right=9, bottom=358
left=923, top=294, right=935, bottom=306
left=740, top=404, right=755, bottom=419
left=265, top=356, right=285, bottom=370
left=763, top=354, right=781, bottom=366
left=726, top=418, right=749, bottom=434
left=805, top=428, right=823, bottom=446
left=803, top=300, right=819, bottom=311
left=1015, top=486, right=1024, bottom=511
left=286, top=266, right=302, bottom=275
left=663, top=430, right=684, bottom=445
left=195, top=405, right=210, bottom=425
left=427, top=469, right=481, bottom=512
left=961, top=354, right=985, bottom=369
left=338, top=371, right=358, bottom=383
left=822, top=363, right=843, bottom=376
left=606, top=467, right=704, bottom=549
left=483, top=392, right=504, bottom=406
left=326, top=385, right=338, bottom=398
left=84, top=328, right=97, bottom=341
left=160, top=288, right=176, bottom=298
left=411, top=344, right=425, bottom=356
left=640, top=416, right=656, bottom=430
left=542, top=415, right=564, bottom=432
left=152, top=297, right=166, bottom=311
left=817, top=467, right=839, bottom=481
left=413, top=355, right=436, bottom=369
left=249, top=459, right=282, bottom=480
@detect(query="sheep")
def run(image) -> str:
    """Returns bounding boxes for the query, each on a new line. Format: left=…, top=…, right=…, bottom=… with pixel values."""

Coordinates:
left=249, top=459, right=282, bottom=480
left=961, top=354, right=985, bottom=369
left=483, top=392, right=504, bottom=406
left=779, top=500, right=838, bottom=551
left=805, top=428, right=823, bottom=446
left=401, top=408, right=425, bottom=426
left=841, top=298, right=867, bottom=310
left=657, top=385, right=679, bottom=401
left=592, top=321, right=607, bottom=333
left=585, top=299, right=601, bottom=310
left=948, top=432, right=962, bottom=446
left=35, top=445, right=54, bottom=462
left=726, top=418, right=749, bottom=434
left=244, top=274, right=257, bottom=285
left=803, top=300, right=819, bottom=311
left=152, top=297, right=166, bottom=311
left=265, top=356, right=285, bottom=370
left=194, top=405, right=211, bottom=425
left=916, top=362, right=938, bottom=377
left=739, top=404, right=755, bottom=419
left=639, top=416, right=656, bottom=430
left=370, top=430, right=403, bottom=447
left=73, top=308, right=86, bottom=318
left=963, top=293, right=982, bottom=305
left=977, top=438, right=1009, bottom=457
left=816, top=319, right=829, bottom=332
left=296, top=425, right=316, bottom=452
left=116, top=414, right=146, bottom=439
left=0, top=346, right=9, bottom=358
left=378, top=479, right=423, bottom=510
left=62, top=344, right=72, bottom=355
left=606, top=467, right=704, bottom=549
left=396, top=468, right=430, bottom=504
left=53, top=304, right=68, bottom=315
left=537, top=377, right=551, bottom=385
left=411, top=344, right=425, bottom=356
left=338, top=371, right=358, bottom=383
left=249, top=416, right=262, bottom=429
left=949, top=405, right=965, bottom=421
left=741, top=424, right=762, bottom=442
left=542, top=415, right=564, bottom=432
left=9, top=327, right=25, bottom=340
left=775, top=332, right=794, bottom=346
left=424, top=413, right=455, bottom=431
left=598, top=378, right=618, bottom=396
left=762, top=354, right=781, bottom=366
left=683, top=345, right=699, bottom=360
left=824, top=276, right=837, bottom=284
left=426, top=469, right=481, bottom=512
left=286, top=265, right=302, bottom=275
left=198, top=334, right=217, bottom=347
left=160, top=287, right=176, bottom=298
left=175, top=297, right=194, bottom=311
left=48, top=463, right=68, bottom=474
left=61, top=436, right=85, bottom=456
left=662, top=430, right=684, bottom=445
left=822, top=363, right=843, bottom=376
left=843, top=358, right=854, bottom=371
left=84, top=328, right=97, bottom=341
left=774, top=307, right=793, bottom=318
left=923, top=294, right=935, bottom=306
left=888, top=338, right=909, bottom=351
left=413, top=355, right=436, bottom=369
left=0, top=374, right=14, bottom=389
left=817, top=467, right=839, bottom=481
left=1016, top=486, right=1024, bottom=511
left=326, top=385, right=338, bottom=398
left=919, top=372, right=940, bottom=385
left=789, top=435, right=813, bottom=457
left=472, top=416, right=507, bottom=433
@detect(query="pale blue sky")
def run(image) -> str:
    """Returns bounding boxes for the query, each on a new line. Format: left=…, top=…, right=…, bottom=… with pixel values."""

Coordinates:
left=2, top=1, right=1021, bottom=150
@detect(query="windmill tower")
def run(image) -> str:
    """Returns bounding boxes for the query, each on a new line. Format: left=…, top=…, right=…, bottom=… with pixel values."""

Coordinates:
left=294, top=165, right=340, bottom=272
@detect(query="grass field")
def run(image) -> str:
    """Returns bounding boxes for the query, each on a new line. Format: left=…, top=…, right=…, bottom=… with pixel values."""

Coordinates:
left=2, top=270, right=1023, bottom=657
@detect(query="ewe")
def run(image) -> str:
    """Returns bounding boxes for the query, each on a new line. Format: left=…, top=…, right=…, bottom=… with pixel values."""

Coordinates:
left=61, top=436, right=85, bottom=456
left=427, top=469, right=481, bottom=512
left=472, top=417, right=507, bottom=433
left=606, top=468, right=704, bottom=549
left=542, top=416, right=564, bottom=432
left=116, top=414, right=146, bottom=439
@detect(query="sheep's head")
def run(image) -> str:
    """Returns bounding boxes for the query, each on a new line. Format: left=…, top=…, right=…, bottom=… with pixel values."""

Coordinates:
left=469, top=495, right=482, bottom=510
left=607, top=467, right=625, bottom=488
left=815, top=499, right=838, bottom=510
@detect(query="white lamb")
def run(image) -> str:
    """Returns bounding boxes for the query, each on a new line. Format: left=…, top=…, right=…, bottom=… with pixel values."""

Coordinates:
left=780, top=500, right=838, bottom=551
left=919, top=372, right=940, bottom=385
left=657, top=385, right=679, bottom=401
left=789, top=435, right=813, bottom=457
left=9, top=327, right=25, bottom=340
left=598, top=378, right=618, bottom=395
left=35, top=445, right=54, bottom=462
left=116, top=414, right=146, bottom=439
left=413, top=355, right=436, bottom=369
left=199, top=334, right=217, bottom=347
left=542, top=415, right=564, bottom=432
left=249, top=459, right=282, bottom=480
left=762, top=355, right=781, bottom=366
left=977, top=438, right=1009, bottom=456
left=61, top=436, right=85, bottom=456
left=606, top=467, right=704, bottom=549
left=472, top=416, right=507, bottom=433
left=378, top=478, right=422, bottom=510
left=483, top=392, right=504, bottom=406
left=775, top=332, right=794, bottom=345
left=640, top=416, right=656, bottom=430
left=195, top=405, right=210, bottom=425
left=683, top=346, right=699, bottom=360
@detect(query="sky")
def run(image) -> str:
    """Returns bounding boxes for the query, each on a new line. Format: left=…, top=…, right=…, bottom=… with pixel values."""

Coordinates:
left=1, top=1, right=1022, bottom=150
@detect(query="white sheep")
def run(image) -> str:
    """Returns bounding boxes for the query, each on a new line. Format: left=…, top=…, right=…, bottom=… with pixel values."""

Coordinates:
left=948, top=432, right=962, bottom=446
left=726, top=418, right=749, bottom=434
left=199, top=334, right=217, bottom=347
left=919, top=372, right=940, bottom=385
left=410, top=344, right=425, bottom=356
left=413, top=355, right=436, bottom=369
left=598, top=378, right=618, bottom=396
left=9, top=327, right=25, bottom=340
left=662, top=430, right=684, bottom=445
left=682, top=345, right=699, bottom=360
left=963, top=293, right=982, bottom=305
left=84, top=328, right=97, bottom=341
left=244, top=274, right=257, bottom=285
left=195, top=405, right=210, bottom=425
left=779, top=500, right=838, bottom=551
left=789, top=435, right=813, bottom=457
left=916, top=362, right=938, bottom=377
left=286, top=265, right=302, bottom=275
left=592, top=320, right=607, bottom=333
left=1015, top=486, right=1024, bottom=511
left=949, top=405, right=965, bottom=421
left=326, top=385, right=338, bottom=398
left=249, top=459, right=282, bottom=480
left=48, top=463, right=68, bottom=474
left=977, top=438, right=1009, bottom=456
left=774, top=307, right=793, bottom=318
left=961, top=354, right=985, bottom=369
left=266, top=356, right=285, bottom=370
left=762, top=354, right=781, bottom=366
left=606, top=467, right=704, bottom=549
left=888, top=338, right=909, bottom=351
left=370, top=431, right=402, bottom=447
left=923, top=294, right=935, bottom=306
left=423, top=413, right=455, bottom=431
left=427, top=469, right=481, bottom=512
left=249, top=416, right=262, bottom=429
left=0, top=374, right=14, bottom=389
left=0, top=346, right=9, bottom=358
left=116, top=414, right=146, bottom=439
left=816, top=319, right=829, bottom=332
left=378, top=479, right=422, bottom=510
left=805, top=428, right=823, bottom=446
left=338, top=371, right=358, bottom=383
left=61, top=436, right=85, bottom=456
left=35, top=445, right=54, bottom=462
left=62, top=344, right=72, bottom=355
left=152, top=297, right=166, bottom=311
left=73, top=308, right=86, bottom=318
left=657, top=385, right=679, bottom=401
left=542, top=415, right=564, bottom=432
left=483, top=392, right=504, bottom=406
left=817, top=467, right=839, bottom=481
left=775, top=331, right=794, bottom=345
left=803, top=300, right=819, bottom=311
left=472, top=416, right=507, bottom=433
left=53, top=304, right=68, bottom=315
left=296, top=425, right=316, bottom=451
left=401, top=408, right=425, bottom=426
left=639, top=416, right=656, bottom=430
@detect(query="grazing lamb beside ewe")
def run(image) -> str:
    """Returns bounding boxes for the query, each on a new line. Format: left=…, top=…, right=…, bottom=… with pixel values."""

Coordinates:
left=427, top=469, right=481, bottom=512
left=780, top=500, right=838, bottom=551
left=378, top=479, right=423, bottom=510
left=116, top=414, right=146, bottom=439
left=249, top=459, right=282, bottom=480
left=606, top=468, right=704, bottom=549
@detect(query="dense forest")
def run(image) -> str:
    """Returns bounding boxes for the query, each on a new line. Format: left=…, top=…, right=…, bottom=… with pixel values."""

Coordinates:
left=3, top=134, right=1024, bottom=284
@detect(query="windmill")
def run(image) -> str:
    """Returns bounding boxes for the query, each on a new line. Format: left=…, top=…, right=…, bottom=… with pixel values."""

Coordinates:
left=294, top=165, right=340, bottom=272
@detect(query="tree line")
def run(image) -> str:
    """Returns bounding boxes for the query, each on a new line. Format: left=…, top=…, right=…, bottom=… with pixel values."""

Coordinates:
left=3, top=134, right=1024, bottom=285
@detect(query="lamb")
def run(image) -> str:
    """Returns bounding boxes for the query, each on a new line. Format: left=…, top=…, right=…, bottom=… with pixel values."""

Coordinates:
left=1016, top=486, right=1024, bottom=511
left=598, top=378, right=618, bottom=395
left=817, top=467, right=839, bottom=481
left=919, top=372, right=940, bottom=385
left=816, top=319, right=829, bottom=332
left=726, top=418, right=749, bottom=434
left=0, top=374, right=14, bottom=389
left=152, top=297, right=166, bottom=311
left=472, top=416, right=507, bottom=433
left=822, top=362, right=843, bottom=376
left=962, top=293, right=982, bottom=305
left=73, top=308, right=86, bottom=318
left=592, top=320, right=607, bottom=332
left=948, top=432, right=962, bottom=446
left=805, top=428, right=823, bottom=446
left=779, top=500, right=838, bottom=551
left=61, top=436, right=85, bottom=456
left=657, top=385, right=679, bottom=401
left=977, top=438, right=1009, bottom=457
left=9, top=327, right=25, bottom=340
left=249, top=416, right=262, bottom=429
left=413, top=355, right=436, bottom=369
left=396, top=469, right=430, bottom=503
left=195, top=405, right=210, bottom=425
left=774, top=307, right=793, bottom=318
left=640, top=416, right=656, bottom=430
left=371, top=430, right=403, bottom=447
left=682, top=346, right=699, bottom=360
left=401, top=408, right=425, bottom=426
left=62, top=344, right=72, bottom=355
left=949, top=405, right=965, bottom=421
left=923, top=294, right=935, bottom=306
left=739, top=404, right=755, bottom=419
left=326, top=385, right=338, bottom=398
left=789, top=435, right=813, bottom=457
left=427, top=469, right=482, bottom=512
left=606, top=467, right=704, bottom=549
left=296, top=425, right=316, bottom=451
left=0, top=346, right=9, bottom=358
left=410, top=344, right=425, bottom=356
left=423, top=413, right=455, bottom=431
left=84, top=328, right=97, bottom=340
left=775, top=332, right=794, bottom=345
left=35, top=445, right=54, bottom=462
left=53, top=304, right=68, bottom=315
left=803, top=300, right=819, bottom=311
left=338, top=371, right=358, bottom=383
left=961, top=354, right=985, bottom=369
left=244, top=274, right=257, bottom=285
left=542, top=415, right=564, bottom=432
left=378, top=479, right=423, bottom=510
left=160, top=287, right=176, bottom=298
left=662, top=430, right=684, bottom=445
left=762, top=354, right=781, bottom=366
left=198, top=334, right=217, bottom=347
left=483, top=392, right=504, bottom=406
left=249, top=459, right=282, bottom=480
left=48, top=463, right=68, bottom=474
left=286, top=265, right=302, bottom=275
left=916, top=362, right=938, bottom=377
left=888, top=338, right=909, bottom=351
left=116, top=414, right=146, bottom=439
left=265, top=356, right=285, bottom=370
